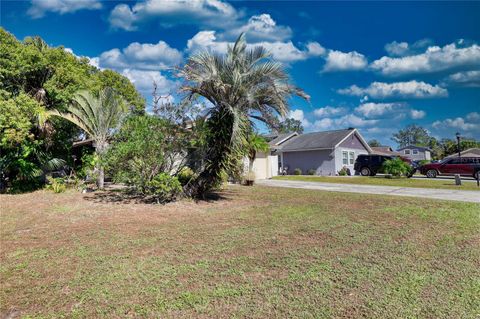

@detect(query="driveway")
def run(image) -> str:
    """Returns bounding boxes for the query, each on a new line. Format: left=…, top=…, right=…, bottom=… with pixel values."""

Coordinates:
left=257, top=179, right=480, bottom=203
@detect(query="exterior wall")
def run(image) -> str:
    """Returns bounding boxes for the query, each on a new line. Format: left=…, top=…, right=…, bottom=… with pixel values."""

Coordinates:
left=335, top=133, right=370, bottom=173
left=248, top=152, right=279, bottom=180
left=282, top=149, right=336, bottom=175
left=400, top=149, right=430, bottom=161
left=338, top=133, right=366, bottom=149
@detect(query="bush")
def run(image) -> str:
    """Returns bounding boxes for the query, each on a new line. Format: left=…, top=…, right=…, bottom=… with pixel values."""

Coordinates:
left=382, top=158, right=411, bottom=177
left=45, top=176, right=66, bottom=193
left=144, top=173, right=182, bottom=203
left=245, top=170, right=255, bottom=181
left=177, top=167, right=195, bottom=186
left=418, top=160, right=431, bottom=166
left=338, top=167, right=347, bottom=176
left=307, top=169, right=316, bottom=175
left=293, top=168, right=302, bottom=175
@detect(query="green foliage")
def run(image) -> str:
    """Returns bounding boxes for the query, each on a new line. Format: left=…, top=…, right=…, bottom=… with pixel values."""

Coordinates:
left=382, top=158, right=411, bottom=177
left=105, top=115, right=191, bottom=194
left=246, top=133, right=270, bottom=164
left=177, top=167, right=195, bottom=186
left=338, top=167, right=348, bottom=176
left=418, top=160, right=431, bottom=166
left=276, top=118, right=304, bottom=134
left=368, top=139, right=382, bottom=147
left=307, top=169, right=316, bottom=175
left=45, top=176, right=66, bottom=193
left=293, top=168, right=302, bottom=175
left=392, top=124, right=431, bottom=148
left=144, top=173, right=182, bottom=203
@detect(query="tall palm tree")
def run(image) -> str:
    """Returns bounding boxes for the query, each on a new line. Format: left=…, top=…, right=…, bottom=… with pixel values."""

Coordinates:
left=180, top=33, right=309, bottom=196
left=47, top=88, right=127, bottom=188
left=246, top=133, right=270, bottom=171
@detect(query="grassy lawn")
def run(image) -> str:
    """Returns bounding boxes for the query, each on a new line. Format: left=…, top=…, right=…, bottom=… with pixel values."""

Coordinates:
left=1, top=186, right=479, bottom=318
left=274, top=175, right=480, bottom=191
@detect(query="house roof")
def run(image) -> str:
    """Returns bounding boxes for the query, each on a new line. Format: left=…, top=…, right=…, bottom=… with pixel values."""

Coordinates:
left=371, top=146, right=399, bottom=156
left=445, top=148, right=480, bottom=158
left=397, top=145, right=432, bottom=152
left=264, top=132, right=298, bottom=147
left=279, top=128, right=368, bottom=152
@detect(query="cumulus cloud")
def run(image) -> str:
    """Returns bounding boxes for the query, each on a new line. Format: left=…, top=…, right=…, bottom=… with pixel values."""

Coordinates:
left=371, top=41, right=480, bottom=76
left=432, top=113, right=480, bottom=132
left=288, top=109, right=312, bottom=128
left=384, top=39, right=433, bottom=57
left=322, top=50, right=368, bottom=72
left=186, top=31, right=324, bottom=62
left=442, top=70, right=480, bottom=87
left=410, top=109, right=426, bottom=119
left=109, top=0, right=238, bottom=31
left=222, top=14, right=293, bottom=42
left=27, top=0, right=101, bottom=18
left=313, top=114, right=378, bottom=131
left=338, top=80, right=448, bottom=99
left=313, top=106, right=348, bottom=117
left=97, top=40, right=182, bottom=70
left=121, top=69, right=177, bottom=94
left=354, top=102, right=401, bottom=118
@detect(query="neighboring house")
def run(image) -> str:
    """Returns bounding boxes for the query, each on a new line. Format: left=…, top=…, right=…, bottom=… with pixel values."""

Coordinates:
left=397, top=145, right=432, bottom=161
left=247, top=132, right=298, bottom=179
left=371, top=146, right=400, bottom=156
left=444, top=148, right=480, bottom=159
left=274, top=128, right=371, bottom=176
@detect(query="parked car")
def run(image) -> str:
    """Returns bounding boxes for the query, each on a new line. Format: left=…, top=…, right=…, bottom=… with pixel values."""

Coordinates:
left=419, top=157, right=480, bottom=179
left=354, top=154, right=416, bottom=177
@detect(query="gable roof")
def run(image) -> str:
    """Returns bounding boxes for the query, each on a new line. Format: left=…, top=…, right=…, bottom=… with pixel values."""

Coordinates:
left=264, top=132, right=298, bottom=147
left=445, top=148, right=480, bottom=158
left=371, top=146, right=399, bottom=156
left=397, top=145, right=432, bottom=152
left=278, top=128, right=371, bottom=152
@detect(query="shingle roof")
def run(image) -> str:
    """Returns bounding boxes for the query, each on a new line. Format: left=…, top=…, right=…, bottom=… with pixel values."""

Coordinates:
left=397, top=145, right=432, bottom=152
left=264, top=132, right=298, bottom=147
left=445, top=148, right=480, bottom=158
left=279, top=129, right=355, bottom=152
left=371, top=146, right=400, bottom=156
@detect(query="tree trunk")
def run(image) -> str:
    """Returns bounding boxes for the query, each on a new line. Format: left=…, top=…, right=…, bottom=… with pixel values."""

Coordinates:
left=97, top=167, right=105, bottom=189
left=95, top=141, right=107, bottom=190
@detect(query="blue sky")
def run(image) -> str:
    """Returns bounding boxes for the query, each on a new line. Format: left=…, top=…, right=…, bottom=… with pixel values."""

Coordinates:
left=1, top=0, right=480, bottom=146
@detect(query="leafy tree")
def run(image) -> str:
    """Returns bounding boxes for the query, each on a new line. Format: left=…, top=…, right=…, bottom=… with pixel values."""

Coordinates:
left=391, top=124, right=431, bottom=148
left=368, top=139, right=382, bottom=147
left=47, top=88, right=128, bottom=189
left=276, top=118, right=304, bottom=134
left=180, top=33, right=308, bottom=196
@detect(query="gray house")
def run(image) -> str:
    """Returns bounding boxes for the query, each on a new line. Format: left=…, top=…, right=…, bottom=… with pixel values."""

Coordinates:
left=276, top=128, right=372, bottom=176
left=397, top=145, right=432, bottom=161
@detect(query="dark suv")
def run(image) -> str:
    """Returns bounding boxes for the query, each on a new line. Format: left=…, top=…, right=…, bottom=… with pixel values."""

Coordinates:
left=419, top=157, right=480, bottom=179
left=354, top=154, right=415, bottom=177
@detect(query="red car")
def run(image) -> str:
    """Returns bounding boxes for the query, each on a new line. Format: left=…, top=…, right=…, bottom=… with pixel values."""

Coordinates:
left=419, top=157, right=480, bottom=179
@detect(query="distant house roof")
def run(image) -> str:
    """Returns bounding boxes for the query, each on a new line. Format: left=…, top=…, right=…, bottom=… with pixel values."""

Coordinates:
left=264, top=132, right=298, bottom=147
left=397, top=145, right=432, bottom=152
left=278, top=128, right=371, bottom=152
left=371, top=146, right=399, bottom=156
left=445, top=148, right=480, bottom=158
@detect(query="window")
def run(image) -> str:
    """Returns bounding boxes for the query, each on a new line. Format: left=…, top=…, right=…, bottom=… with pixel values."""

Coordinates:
left=404, top=150, right=411, bottom=155
left=412, top=150, right=419, bottom=155
left=342, top=151, right=348, bottom=165
left=349, top=152, right=355, bottom=164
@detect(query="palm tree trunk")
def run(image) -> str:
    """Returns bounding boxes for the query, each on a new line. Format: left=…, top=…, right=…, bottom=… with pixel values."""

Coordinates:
left=95, top=141, right=107, bottom=190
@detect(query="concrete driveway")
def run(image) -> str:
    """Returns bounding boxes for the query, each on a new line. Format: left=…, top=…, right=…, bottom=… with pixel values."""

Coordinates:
left=257, top=179, right=480, bottom=203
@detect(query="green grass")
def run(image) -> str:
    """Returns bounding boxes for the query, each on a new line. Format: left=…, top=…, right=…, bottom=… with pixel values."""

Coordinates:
left=274, top=175, right=480, bottom=191
left=1, top=187, right=479, bottom=318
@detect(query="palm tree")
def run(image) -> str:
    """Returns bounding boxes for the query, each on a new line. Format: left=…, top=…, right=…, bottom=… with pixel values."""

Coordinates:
left=47, top=88, right=127, bottom=188
left=180, top=33, right=308, bottom=196
left=246, top=133, right=270, bottom=171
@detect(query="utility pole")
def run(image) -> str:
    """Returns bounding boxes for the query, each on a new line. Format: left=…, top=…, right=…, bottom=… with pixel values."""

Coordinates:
left=455, top=132, right=461, bottom=158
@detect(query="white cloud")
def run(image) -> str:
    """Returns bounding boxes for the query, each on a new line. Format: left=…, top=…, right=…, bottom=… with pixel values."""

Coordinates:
left=97, top=40, right=182, bottom=70
left=354, top=102, right=400, bottom=118
left=322, top=50, right=368, bottom=72
left=384, top=39, right=433, bottom=57
left=313, top=106, right=348, bottom=117
left=27, top=0, right=101, bottom=18
left=432, top=116, right=480, bottom=132
left=222, top=14, right=292, bottom=42
left=371, top=41, right=480, bottom=76
left=338, top=80, right=448, bottom=99
left=410, top=109, right=426, bottom=119
left=109, top=0, right=238, bottom=31
left=313, top=114, right=378, bottom=131
left=442, top=70, right=480, bottom=87
left=121, top=69, right=177, bottom=94
left=467, top=112, right=480, bottom=122
left=288, top=109, right=311, bottom=128
left=186, top=31, right=324, bottom=62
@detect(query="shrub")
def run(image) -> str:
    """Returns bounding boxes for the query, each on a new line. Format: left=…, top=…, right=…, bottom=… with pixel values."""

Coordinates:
left=338, top=167, right=347, bottom=176
left=307, top=169, right=316, bottom=175
left=45, top=176, right=66, bottom=193
left=293, top=168, right=302, bottom=175
left=144, top=173, right=182, bottom=203
left=245, top=171, right=256, bottom=181
left=418, top=160, right=431, bottom=166
left=382, top=158, right=411, bottom=177
left=177, top=167, right=195, bottom=186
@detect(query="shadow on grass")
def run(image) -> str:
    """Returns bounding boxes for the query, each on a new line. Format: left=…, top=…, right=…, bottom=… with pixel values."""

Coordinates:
left=83, top=188, right=235, bottom=205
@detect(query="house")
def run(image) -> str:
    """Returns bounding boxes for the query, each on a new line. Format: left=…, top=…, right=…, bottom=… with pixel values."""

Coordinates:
left=444, top=148, right=480, bottom=159
left=256, top=128, right=371, bottom=176
left=397, top=145, right=432, bottom=161
left=371, top=146, right=400, bottom=156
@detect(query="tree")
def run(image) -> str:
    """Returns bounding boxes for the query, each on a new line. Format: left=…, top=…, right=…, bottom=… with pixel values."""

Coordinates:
left=368, top=139, right=382, bottom=147
left=391, top=124, right=431, bottom=148
left=179, top=33, right=308, bottom=196
left=47, top=88, right=127, bottom=189
left=276, top=118, right=304, bottom=134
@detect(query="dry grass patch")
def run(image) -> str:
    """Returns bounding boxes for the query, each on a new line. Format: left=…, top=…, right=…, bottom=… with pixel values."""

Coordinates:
left=1, top=186, right=479, bottom=318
